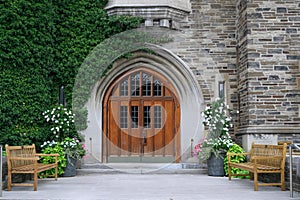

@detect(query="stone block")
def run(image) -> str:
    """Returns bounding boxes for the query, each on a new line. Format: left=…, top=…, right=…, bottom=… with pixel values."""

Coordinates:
left=242, top=134, right=278, bottom=152
left=277, top=7, right=287, bottom=13
left=286, top=28, right=297, bottom=33
left=274, top=65, right=289, bottom=71
left=287, top=55, right=300, bottom=60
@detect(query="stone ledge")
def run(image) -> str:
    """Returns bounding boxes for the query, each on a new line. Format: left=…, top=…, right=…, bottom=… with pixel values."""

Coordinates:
left=237, top=126, right=300, bottom=135
left=105, top=0, right=191, bottom=12
left=105, top=6, right=190, bottom=22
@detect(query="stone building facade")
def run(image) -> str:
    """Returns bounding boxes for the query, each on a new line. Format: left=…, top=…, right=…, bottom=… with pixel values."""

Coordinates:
left=82, top=0, right=299, bottom=163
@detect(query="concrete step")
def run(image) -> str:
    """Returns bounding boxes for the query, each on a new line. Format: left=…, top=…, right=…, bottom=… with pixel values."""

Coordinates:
left=78, top=163, right=208, bottom=175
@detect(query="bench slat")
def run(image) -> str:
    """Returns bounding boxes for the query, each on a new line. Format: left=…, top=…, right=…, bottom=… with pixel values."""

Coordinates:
left=229, top=162, right=280, bottom=171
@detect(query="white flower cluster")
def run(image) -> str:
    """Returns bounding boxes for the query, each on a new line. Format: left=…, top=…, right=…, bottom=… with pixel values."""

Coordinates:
left=41, top=140, right=57, bottom=148
left=42, top=106, right=75, bottom=138
left=202, top=98, right=233, bottom=138
left=40, top=137, right=81, bottom=151
left=61, top=138, right=80, bottom=149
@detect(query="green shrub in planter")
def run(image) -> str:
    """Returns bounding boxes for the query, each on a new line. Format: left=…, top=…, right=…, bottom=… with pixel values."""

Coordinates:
left=39, top=145, right=66, bottom=178
left=224, top=143, right=249, bottom=178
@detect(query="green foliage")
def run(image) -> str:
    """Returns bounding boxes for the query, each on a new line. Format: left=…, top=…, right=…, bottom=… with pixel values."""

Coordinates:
left=39, top=144, right=66, bottom=178
left=224, top=143, right=249, bottom=178
left=0, top=0, right=142, bottom=146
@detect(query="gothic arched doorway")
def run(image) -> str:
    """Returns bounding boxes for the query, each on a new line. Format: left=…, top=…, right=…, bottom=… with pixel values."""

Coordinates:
left=102, top=68, right=181, bottom=162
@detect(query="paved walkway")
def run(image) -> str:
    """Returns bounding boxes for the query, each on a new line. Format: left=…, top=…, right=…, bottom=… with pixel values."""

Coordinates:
left=0, top=170, right=298, bottom=200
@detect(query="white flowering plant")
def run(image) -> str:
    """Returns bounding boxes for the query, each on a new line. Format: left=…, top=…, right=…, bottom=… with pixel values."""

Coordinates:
left=40, top=105, right=86, bottom=177
left=194, top=98, right=234, bottom=160
left=42, top=105, right=77, bottom=141
left=39, top=137, right=86, bottom=177
left=41, top=137, right=86, bottom=160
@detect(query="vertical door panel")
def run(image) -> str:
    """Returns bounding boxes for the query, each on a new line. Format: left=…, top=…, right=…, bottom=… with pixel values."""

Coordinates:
left=108, top=100, right=120, bottom=156
left=164, top=100, right=175, bottom=156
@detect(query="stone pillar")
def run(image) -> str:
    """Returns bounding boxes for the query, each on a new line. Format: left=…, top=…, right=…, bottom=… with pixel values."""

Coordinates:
left=160, top=19, right=170, bottom=28
left=145, top=19, right=153, bottom=27
left=236, top=0, right=300, bottom=144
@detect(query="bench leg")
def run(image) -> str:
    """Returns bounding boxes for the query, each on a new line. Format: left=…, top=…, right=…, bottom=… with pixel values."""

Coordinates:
left=55, top=165, right=58, bottom=180
left=228, top=165, right=232, bottom=180
left=7, top=172, right=11, bottom=191
left=281, top=171, right=285, bottom=191
left=254, top=172, right=258, bottom=191
left=34, top=172, right=38, bottom=191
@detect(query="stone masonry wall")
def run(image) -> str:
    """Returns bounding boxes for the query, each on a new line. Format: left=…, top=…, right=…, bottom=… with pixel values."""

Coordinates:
left=236, top=0, right=300, bottom=136
left=177, top=0, right=238, bottom=109
left=106, top=0, right=299, bottom=140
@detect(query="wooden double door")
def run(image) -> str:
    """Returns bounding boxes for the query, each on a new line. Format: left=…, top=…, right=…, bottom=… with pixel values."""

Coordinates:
left=103, top=68, right=180, bottom=162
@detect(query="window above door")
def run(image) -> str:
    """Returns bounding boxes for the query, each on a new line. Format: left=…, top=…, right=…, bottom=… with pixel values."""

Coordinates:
left=117, top=71, right=163, bottom=97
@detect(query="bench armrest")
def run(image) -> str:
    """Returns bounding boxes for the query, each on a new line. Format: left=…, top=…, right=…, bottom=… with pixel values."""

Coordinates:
left=35, top=153, right=59, bottom=163
left=227, top=152, right=250, bottom=156
left=35, top=153, right=59, bottom=157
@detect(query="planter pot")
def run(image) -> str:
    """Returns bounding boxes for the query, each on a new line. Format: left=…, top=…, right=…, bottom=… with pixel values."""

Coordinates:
left=63, top=157, right=77, bottom=177
left=207, top=152, right=226, bottom=176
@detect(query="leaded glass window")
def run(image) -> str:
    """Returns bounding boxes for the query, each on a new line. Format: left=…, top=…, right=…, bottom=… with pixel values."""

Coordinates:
left=154, top=106, right=162, bottom=128
left=154, top=79, right=162, bottom=96
left=131, top=73, right=140, bottom=96
left=143, top=106, right=151, bottom=128
left=120, top=79, right=128, bottom=96
left=120, top=106, right=128, bottom=128
left=142, top=73, right=151, bottom=96
left=131, top=106, right=139, bottom=128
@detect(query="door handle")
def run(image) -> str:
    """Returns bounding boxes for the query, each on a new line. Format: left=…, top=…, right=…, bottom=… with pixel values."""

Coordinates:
left=142, top=130, right=147, bottom=145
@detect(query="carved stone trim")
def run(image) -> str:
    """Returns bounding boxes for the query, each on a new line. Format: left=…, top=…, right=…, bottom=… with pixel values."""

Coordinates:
left=105, top=1, right=190, bottom=26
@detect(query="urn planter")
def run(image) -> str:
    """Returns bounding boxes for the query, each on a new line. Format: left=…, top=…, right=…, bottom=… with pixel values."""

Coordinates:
left=63, top=157, right=77, bottom=177
left=207, top=151, right=226, bottom=176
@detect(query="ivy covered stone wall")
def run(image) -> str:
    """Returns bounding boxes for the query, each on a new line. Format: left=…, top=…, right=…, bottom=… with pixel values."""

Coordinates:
left=0, top=0, right=142, bottom=148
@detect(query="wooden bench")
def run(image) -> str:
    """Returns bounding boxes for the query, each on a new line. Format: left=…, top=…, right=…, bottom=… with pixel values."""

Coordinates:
left=5, top=144, right=58, bottom=191
left=227, top=142, right=287, bottom=191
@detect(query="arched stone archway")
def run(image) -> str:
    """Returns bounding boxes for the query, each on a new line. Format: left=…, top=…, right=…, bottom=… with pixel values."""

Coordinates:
left=83, top=46, right=204, bottom=163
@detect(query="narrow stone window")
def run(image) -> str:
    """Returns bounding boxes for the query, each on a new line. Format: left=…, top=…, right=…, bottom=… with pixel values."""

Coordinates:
left=218, top=81, right=225, bottom=98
